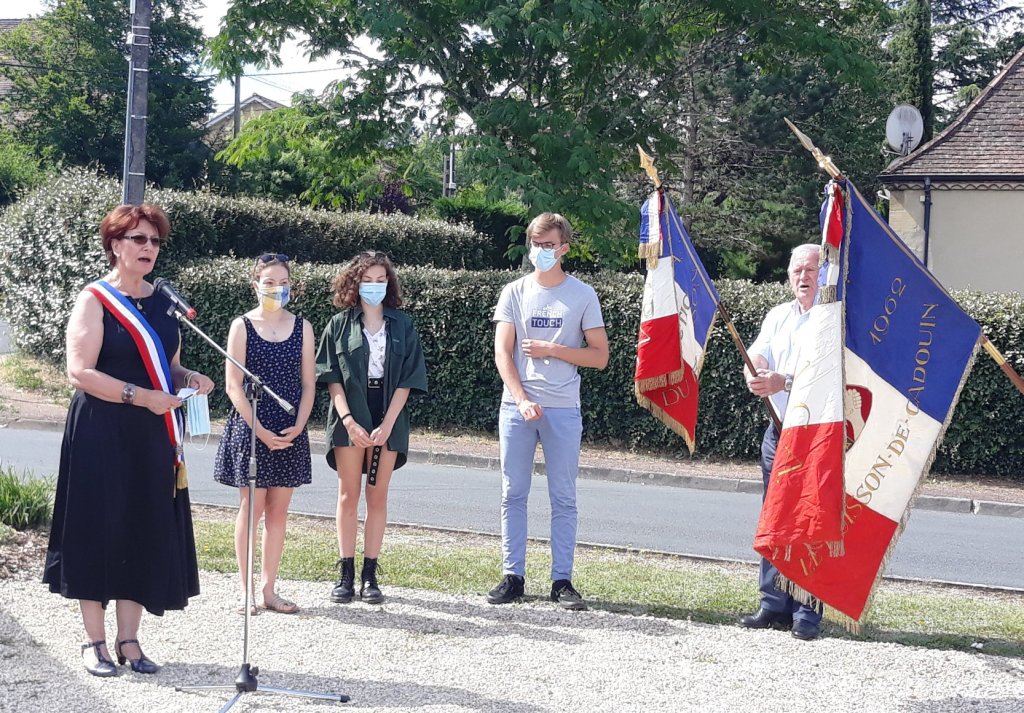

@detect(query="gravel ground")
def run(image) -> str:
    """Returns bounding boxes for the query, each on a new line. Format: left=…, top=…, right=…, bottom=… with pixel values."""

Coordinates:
left=2, top=572, right=1023, bottom=713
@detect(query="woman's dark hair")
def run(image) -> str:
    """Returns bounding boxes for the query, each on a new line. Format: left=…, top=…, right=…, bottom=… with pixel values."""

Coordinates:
left=330, top=251, right=402, bottom=309
left=99, top=204, right=170, bottom=266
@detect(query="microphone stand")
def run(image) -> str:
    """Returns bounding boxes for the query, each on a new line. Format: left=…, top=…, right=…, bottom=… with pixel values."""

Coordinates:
left=170, top=307, right=349, bottom=709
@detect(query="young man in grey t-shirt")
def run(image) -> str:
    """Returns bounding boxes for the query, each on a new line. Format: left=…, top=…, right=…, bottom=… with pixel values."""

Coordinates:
left=489, top=212, right=608, bottom=610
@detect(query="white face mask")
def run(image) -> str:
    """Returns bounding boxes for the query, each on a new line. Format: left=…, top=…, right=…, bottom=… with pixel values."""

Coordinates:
left=185, top=393, right=211, bottom=447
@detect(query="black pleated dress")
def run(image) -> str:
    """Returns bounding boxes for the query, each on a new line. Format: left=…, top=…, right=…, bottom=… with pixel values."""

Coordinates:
left=42, top=289, right=200, bottom=616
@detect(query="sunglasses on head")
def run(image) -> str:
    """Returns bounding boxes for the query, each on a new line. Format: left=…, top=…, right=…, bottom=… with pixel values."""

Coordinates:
left=256, top=253, right=290, bottom=264
left=121, top=234, right=164, bottom=247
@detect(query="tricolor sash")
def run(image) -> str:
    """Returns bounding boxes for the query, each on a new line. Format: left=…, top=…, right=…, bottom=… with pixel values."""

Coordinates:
left=86, top=280, right=187, bottom=492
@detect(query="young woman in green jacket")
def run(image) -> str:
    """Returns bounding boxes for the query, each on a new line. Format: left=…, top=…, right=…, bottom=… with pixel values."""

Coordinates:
left=315, top=251, right=428, bottom=604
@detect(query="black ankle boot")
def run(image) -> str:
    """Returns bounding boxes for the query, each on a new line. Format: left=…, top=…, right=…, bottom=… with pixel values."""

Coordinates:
left=331, top=557, right=355, bottom=604
left=360, top=557, right=384, bottom=604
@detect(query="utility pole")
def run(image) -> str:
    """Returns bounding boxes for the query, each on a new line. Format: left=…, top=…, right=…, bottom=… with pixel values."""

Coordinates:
left=121, top=0, right=152, bottom=205
left=232, top=73, right=241, bottom=138
left=443, top=142, right=457, bottom=197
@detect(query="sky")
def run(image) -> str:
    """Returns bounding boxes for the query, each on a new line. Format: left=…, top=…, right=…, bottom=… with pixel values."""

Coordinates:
left=3, top=0, right=350, bottom=113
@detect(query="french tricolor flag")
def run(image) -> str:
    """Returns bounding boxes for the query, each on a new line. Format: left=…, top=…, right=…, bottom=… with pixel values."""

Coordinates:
left=757, top=180, right=981, bottom=628
left=754, top=182, right=847, bottom=568
left=635, top=191, right=719, bottom=453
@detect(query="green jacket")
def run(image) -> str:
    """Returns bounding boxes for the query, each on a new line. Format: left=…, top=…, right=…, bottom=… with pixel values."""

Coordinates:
left=315, top=306, right=428, bottom=470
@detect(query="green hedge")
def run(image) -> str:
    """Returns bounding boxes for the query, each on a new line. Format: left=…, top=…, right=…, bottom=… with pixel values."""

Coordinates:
left=167, top=259, right=1024, bottom=478
left=431, top=190, right=528, bottom=269
left=1, top=194, right=1021, bottom=474
left=0, top=170, right=494, bottom=356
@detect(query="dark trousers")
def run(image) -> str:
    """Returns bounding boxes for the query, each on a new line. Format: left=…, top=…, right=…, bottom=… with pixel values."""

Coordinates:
left=759, top=425, right=823, bottom=625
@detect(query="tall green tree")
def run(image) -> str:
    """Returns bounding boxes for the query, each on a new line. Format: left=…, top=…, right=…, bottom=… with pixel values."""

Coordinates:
left=890, top=0, right=934, bottom=138
left=210, top=0, right=880, bottom=266
left=0, top=0, right=213, bottom=188
left=888, top=0, right=1024, bottom=134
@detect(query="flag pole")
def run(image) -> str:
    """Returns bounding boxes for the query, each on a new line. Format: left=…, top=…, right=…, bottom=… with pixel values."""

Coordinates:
left=637, top=145, right=783, bottom=432
left=783, top=119, right=1024, bottom=397
left=982, top=337, right=1024, bottom=396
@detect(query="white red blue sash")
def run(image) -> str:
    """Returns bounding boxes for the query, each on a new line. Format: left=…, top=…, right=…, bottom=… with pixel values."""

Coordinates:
left=86, top=280, right=185, bottom=485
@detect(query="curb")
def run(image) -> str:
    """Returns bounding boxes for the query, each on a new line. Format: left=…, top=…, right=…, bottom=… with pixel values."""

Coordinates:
left=4, top=418, right=1024, bottom=518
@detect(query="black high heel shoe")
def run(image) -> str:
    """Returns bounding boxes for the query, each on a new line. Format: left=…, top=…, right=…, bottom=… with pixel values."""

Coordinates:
left=114, top=639, right=160, bottom=674
left=81, top=640, right=118, bottom=677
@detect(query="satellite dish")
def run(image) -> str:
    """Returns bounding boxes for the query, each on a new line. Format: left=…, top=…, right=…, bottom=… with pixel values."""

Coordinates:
left=885, top=104, right=924, bottom=156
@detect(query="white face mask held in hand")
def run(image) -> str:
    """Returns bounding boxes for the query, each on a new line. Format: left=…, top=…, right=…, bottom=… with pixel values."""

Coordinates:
left=184, top=392, right=211, bottom=448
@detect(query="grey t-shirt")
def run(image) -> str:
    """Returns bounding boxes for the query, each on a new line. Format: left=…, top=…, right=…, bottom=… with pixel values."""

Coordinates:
left=493, top=274, right=605, bottom=408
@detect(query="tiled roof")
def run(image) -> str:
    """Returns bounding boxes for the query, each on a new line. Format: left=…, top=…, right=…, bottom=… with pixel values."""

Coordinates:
left=204, top=94, right=286, bottom=130
left=879, top=46, right=1024, bottom=179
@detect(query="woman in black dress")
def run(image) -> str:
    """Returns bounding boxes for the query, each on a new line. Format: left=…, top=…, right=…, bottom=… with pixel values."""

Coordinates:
left=213, top=254, right=314, bottom=615
left=42, top=204, right=214, bottom=677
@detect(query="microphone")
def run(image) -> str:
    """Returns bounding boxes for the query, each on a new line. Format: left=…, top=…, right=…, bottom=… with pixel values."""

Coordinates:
left=153, top=278, right=198, bottom=320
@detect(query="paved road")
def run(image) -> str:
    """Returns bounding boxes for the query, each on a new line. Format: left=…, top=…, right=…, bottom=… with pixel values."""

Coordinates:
left=3, top=426, right=1021, bottom=589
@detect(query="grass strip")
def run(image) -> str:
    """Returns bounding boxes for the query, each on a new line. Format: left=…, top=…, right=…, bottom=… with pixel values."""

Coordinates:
left=193, top=512, right=1024, bottom=658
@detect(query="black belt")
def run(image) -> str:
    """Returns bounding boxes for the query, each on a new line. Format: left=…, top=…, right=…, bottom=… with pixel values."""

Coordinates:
left=368, top=377, right=383, bottom=484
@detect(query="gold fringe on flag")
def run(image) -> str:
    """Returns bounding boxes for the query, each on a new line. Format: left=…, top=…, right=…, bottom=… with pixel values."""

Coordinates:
left=635, top=385, right=696, bottom=453
left=638, top=238, right=661, bottom=270
left=176, top=462, right=188, bottom=491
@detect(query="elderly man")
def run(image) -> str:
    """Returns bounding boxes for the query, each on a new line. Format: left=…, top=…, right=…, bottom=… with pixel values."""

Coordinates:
left=740, top=243, right=824, bottom=641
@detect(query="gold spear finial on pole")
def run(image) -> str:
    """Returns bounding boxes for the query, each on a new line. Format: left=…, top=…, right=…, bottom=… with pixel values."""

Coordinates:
left=637, top=144, right=662, bottom=189
left=784, top=118, right=843, bottom=180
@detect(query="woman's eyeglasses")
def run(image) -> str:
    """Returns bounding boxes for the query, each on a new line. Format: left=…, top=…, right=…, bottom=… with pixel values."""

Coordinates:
left=257, top=253, right=290, bottom=264
left=121, top=235, right=164, bottom=247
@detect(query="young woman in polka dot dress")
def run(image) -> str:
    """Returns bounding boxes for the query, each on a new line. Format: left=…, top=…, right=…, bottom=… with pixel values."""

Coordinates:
left=213, top=255, right=315, bottom=614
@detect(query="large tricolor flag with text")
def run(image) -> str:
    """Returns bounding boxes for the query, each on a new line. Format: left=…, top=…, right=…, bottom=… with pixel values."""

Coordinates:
left=635, top=191, right=719, bottom=453
left=756, top=179, right=981, bottom=627
left=753, top=181, right=847, bottom=568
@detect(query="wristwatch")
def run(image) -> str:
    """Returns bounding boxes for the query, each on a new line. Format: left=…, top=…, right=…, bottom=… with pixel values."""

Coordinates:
left=783, top=374, right=794, bottom=393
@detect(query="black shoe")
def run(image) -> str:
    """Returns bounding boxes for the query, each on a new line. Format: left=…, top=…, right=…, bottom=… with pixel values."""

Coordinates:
left=739, top=608, right=793, bottom=630
left=115, top=639, right=159, bottom=674
left=81, top=640, right=118, bottom=678
left=487, top=574, right=525, bottom=604
left=360, top=557, right=384, bottom=604
left=331, top=557, right=356, bottom=604
left=550, top=579, right=588, bottom=611
left=791, top=620, right=821, bottom=641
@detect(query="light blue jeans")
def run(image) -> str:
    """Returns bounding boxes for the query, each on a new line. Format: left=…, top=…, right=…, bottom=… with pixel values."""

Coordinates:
left=498, top=402, right=583, bottom=581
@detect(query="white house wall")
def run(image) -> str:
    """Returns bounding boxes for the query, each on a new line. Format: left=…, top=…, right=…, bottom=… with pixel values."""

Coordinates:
left=886, top=187, right=1024, bottom=293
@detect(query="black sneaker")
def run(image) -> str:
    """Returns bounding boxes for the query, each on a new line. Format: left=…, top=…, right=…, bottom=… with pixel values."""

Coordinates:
left=550, top=579, right=588, bottom=611
left=487, top=574, right=525, bottom=604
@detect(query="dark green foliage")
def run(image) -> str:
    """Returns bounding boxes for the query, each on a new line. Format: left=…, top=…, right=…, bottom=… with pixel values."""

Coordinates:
left=208, top=0, right=882, bottom=267
left=0, top=467, right=53, bottom=530
left=0, top=130, right=49, bottom=208
left=0, top=170, right=492, bottom=359
left=0, top=0, right=213, bottom=189
left=169, top=260, right=1024, bottom=478
left=431, top=189, right=528, bottom=269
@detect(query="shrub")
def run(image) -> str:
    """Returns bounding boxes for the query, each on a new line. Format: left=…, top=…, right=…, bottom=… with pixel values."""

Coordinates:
left=169, top=259, right=1024, bottom=478
left=432, top=189, right=528, bottom=269
left=0, top=169, right=494, bottom=358
left=0, top=466, right=53, bottom=530
left=0, top=132, right=48, bottom=208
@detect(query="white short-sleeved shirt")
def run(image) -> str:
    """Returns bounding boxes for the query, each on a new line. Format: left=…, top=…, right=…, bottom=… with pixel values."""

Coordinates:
left=748, top=299, right=812, bottom=420
left=493, top=274, right=604, bottom=408
left=363, top=323, right=388, bottom=379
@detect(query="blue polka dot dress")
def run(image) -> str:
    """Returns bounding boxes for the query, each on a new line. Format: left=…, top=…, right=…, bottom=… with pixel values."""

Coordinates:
left=214, top=316, right=312, bottom=488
